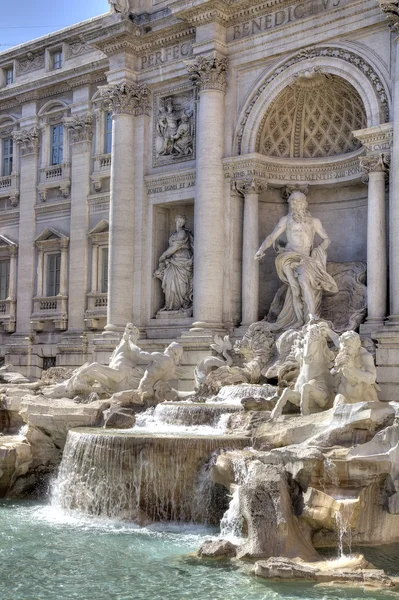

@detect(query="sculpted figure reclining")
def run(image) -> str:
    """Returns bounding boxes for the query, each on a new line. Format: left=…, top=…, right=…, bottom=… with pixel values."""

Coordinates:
left=46, top=323, right=183, bottom=401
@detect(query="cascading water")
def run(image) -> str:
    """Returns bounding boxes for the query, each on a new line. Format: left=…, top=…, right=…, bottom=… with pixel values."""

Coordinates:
left=133, top=402, right=241, bottom=435
left=219, top=455, right=247, bottom=542
left=52, top=429, right=248, bottom=524
left=335, top=499, right=356, bottom=558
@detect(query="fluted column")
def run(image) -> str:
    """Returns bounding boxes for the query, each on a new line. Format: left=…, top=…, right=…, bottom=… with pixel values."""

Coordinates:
left=360, top=154, right=389, bottom=328
left=187, top=55, right=228, bottom=332
left=236, top=179, right=266, bottom=325
left=100, top=82, right=151, bottom=334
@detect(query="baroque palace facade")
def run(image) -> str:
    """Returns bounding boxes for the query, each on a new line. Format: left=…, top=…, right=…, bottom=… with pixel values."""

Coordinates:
left=0, top=0, right=397, bottom=393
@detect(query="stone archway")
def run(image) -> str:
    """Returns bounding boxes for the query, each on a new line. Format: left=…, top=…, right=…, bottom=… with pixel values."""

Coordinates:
left=235, top=45, right=391, bottom=156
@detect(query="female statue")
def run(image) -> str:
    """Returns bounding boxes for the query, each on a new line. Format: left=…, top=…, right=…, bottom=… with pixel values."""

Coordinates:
left=154, top=214, right=194, bottom=312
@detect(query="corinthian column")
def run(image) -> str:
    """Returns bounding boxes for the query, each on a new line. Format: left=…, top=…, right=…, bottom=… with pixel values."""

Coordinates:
left=360, top=154, right=389, bottom=330
left=187, top=55, right=228, bottom=332
left=100, top=82, right=151, bottom=334
left=236, top=179, right=266, bottom=325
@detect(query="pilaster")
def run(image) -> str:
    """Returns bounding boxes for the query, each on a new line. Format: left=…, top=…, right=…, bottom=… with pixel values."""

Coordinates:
left=14, top=123, right=40, bottom=334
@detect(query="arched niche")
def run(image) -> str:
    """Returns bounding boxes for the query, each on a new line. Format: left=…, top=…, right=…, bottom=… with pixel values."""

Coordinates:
left=236, top=47, right=391, bottom=157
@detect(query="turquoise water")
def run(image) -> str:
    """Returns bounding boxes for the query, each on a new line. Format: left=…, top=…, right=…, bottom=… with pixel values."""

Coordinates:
left=1, top=501, right=398, bottom=600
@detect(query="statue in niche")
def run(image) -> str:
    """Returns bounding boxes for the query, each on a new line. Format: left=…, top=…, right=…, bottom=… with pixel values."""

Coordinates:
left=154, top=214, right=194, bottom=314
left=156, top=97, right=193, bottom=159
left=333, top=331, right=380, bottom=405
left=108, top=0, right=130, bottom=15
left=255, top=191, right=338, bottom=331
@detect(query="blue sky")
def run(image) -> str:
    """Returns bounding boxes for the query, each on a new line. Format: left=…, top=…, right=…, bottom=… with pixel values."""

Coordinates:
left=0, top=0, right=110, bottom=50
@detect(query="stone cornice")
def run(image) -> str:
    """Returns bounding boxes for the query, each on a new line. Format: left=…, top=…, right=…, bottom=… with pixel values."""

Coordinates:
left=0, top=14, right=107, bottom=66
left=353, top=123, right=393, bottom=154
left=0, top=62, right=107, bottom=110
left=223, top=149, right=365, bottom=187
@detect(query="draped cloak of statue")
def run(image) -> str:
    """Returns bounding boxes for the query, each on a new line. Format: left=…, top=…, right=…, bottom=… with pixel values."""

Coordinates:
left=155, top=215, right=194, bottom=312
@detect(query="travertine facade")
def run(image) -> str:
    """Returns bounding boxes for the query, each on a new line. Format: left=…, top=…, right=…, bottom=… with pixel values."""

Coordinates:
left=0, top=0, right=396, bottom=394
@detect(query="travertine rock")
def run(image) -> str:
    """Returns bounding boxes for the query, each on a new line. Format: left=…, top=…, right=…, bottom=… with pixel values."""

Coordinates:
left=0, top=435, right=32, bottom=497
left=198, top=539, right=237, bottom=559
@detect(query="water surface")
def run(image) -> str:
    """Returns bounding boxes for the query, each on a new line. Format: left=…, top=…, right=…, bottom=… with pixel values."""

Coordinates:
left=1, top=501, right=398, bottom=600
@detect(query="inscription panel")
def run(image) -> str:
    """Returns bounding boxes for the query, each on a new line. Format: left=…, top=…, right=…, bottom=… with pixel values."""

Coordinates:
left=228, top=0, right=351, bottom=42
left=140, top=41, right=194, bottom=70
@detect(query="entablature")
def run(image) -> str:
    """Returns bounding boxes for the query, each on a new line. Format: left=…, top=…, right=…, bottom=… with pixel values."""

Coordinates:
left=223, top=149, right=365, bottom=189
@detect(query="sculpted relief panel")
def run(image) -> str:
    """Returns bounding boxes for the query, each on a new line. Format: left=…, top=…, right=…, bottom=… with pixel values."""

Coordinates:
left=153, top=89, right=196, bottom=167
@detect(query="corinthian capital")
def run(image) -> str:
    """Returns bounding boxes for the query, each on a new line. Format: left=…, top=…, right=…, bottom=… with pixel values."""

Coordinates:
left=64, top=113, right=93, bottom=143
left=100, top=82, right=152, bottom=116
left=360, top=153, right=390, bottom=176
left=378, top=1, right=399, bottom=32
left=13, top=126, right=40, bottom=155
left=235, top=178, right=266, bottom=196
left=187, top=55, right=228, bottom=93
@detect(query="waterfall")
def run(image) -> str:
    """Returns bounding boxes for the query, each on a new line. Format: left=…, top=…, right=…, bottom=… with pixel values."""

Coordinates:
left=52, top=429, right=248, bottom=524
left=335, top=499, right=356, bottom=558
left=219, top=455, right=247, bottom=542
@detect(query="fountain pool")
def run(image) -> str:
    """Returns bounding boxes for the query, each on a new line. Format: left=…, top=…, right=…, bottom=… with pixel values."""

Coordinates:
left=1, top=500, right=399, bottom=600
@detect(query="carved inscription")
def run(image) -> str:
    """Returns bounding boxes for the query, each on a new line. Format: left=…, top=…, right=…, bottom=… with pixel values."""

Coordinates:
left=141, top=42, right=193, bottom=70
left=229, top=0, right=342, bottom=41
left=147, top=180, right=195, bottom=195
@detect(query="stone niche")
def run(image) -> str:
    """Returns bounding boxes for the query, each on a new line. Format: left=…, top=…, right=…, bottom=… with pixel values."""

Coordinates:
left=258, top=184, right=368, bottom=319
left=153, top=87, right=196, bottom=168
left=151, top=202, right=194, bottom=319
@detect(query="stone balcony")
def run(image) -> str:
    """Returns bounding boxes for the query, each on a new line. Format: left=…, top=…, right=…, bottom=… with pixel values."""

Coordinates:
left=84, top=292, right=107, bottom=330
left=91, top=154, right=111, bottom=192
left=0, top=173, right=19, bottom=207
left=0, top=299, right=16, bottom=333
left=38, top=163, right=71, bottom=202
left=30, top=295, right=68, bottom=331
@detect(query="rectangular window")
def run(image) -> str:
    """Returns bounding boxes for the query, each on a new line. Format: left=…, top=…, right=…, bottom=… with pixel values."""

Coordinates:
left=101, top=247, right=108, bottom=294
left=2, top=137, right=13, bottom=177
left=47, top=253, right=61, bottom=297
left=105, top=112, right=113, bottom=154
left=52, top=50, right=63, bottom=70
left=0, top=260, right=10, bottom=301
left=51, top=125, right=63, bottom=165
left=5, top=67, right=14, bottom=85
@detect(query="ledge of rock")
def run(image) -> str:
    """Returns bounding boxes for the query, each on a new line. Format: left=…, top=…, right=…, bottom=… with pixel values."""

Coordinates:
left=254, top=557, right=394, bottom=589
left=0, top=435, right=32, bottom=496
left=197, top=539, right=237, bottom=559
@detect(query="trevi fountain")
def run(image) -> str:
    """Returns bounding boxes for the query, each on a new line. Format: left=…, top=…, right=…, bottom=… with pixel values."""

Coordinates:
left=1, top=0, right=399, bottom=598
left=1, top=187, right=399, bottom=600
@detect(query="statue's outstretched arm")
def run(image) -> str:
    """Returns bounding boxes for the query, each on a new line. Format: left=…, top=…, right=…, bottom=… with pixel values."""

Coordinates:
left=255, top=217, right=287, bottom=260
